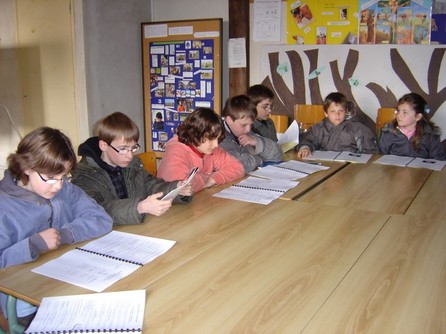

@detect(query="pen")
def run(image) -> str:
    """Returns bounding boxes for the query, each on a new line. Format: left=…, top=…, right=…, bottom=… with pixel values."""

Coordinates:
left=422, top=160, right=436, bottom=164
left=306, top=162, right=322, bottom=165
left=349, top=153, right=362, bottom=157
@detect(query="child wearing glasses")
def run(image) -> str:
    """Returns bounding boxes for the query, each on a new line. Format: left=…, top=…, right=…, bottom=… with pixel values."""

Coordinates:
left=378, top=93, right=446, bottom=160
left=71, top=112, right=193, bottom=226
left=296, top=92, right=378, bottom=158
left=0, top=127, right=112, bottom=327
left=247, top=84, right=278, bottom=141
left=157, top=108, right=245, bottom=193
left=220, top=95, right=283, bottom=172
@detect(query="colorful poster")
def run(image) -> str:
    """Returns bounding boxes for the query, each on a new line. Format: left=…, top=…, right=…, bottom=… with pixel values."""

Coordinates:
left=148, top=40, right=215, bottom=151
left=359, top=0, right=432, bottom=44
left=287, top=0, right=359, bottom=45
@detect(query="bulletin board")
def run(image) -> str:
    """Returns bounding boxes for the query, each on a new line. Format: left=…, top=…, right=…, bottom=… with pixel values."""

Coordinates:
left=141, top=18, right=222, bottom=156
left=286, top=0, right=359, bottom=45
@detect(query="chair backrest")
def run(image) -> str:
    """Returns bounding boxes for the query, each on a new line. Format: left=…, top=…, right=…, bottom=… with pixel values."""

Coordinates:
left=5, top=295, right=25, bottom=334
left=269, top=114, right=289, bottom=133
left=376, top=107, right=396, bottom=136
left=294, top=104, right=325, bottom=132
left=136, top=151, right=157, bottom=176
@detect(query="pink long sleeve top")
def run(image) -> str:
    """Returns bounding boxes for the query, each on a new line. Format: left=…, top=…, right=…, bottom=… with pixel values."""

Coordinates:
left=157, top=136, right=245, bottom=193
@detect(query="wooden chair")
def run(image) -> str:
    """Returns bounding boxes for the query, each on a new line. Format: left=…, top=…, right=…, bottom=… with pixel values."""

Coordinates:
left=269, top=114, right=289, bottom=133
left=294, top=104, right=325, bottom=133
left=136, top=151, right=157, bottom=176
left=376, top=107, right=396, bottom=138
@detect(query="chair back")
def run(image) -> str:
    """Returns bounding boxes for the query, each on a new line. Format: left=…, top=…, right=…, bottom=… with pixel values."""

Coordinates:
left=376, top=107, right=396, bottom=137
left=5, top=295, right=25, bottom=334
left=136, top=151, right=157, bottom=176
left=376, top=108, right=395, bottom=140
left=294, top=104, right=325, bottom=132
left=269, top=114, right=289, bottom=133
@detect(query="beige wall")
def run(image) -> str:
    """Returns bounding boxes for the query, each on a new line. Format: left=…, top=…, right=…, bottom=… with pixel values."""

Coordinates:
left=16, top=0, right=79, bottom=146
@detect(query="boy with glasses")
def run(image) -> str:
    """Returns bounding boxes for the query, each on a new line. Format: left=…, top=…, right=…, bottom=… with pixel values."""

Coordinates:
left=72, top=112, right=193, bottom=226
left=0, top=127, right=112, bottom=327
left=247, top=84, right=278, bottom=142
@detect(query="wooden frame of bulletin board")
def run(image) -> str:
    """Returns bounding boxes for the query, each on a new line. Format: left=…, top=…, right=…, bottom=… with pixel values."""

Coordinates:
left=141, top=18, right=222, bottom=157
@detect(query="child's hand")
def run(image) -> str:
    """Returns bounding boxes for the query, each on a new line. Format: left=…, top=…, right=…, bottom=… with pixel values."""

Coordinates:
left=204, top=177, right=216, bottom=188
left=38, top=228, right=61, bottom=250
left=137, top=192, right=172, bottom=216
left=177, top=181, right=193, bottom=196
left=238, top=134, right=257, bottom=147
left=297, top=147, right=311, bottom=159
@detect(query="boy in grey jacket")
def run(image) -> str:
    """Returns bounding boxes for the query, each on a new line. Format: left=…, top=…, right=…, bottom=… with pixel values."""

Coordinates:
left=220, top=95, right=283, bottom=172
left=72, top=112, right=193, bottom=226
left=297, top=92, right=378, bottom=158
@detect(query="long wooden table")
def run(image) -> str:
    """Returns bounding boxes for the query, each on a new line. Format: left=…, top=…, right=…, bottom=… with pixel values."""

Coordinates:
left=0, top=159, right=444, bottom=332
left=404, top=165, right=446, bottom=219
left=298, top=162, right=432, bottom=214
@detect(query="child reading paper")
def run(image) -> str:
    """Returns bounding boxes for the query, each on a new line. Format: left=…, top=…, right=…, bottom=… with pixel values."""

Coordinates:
left=72, top=112, right=193, bottom=225
left=0, top=127, right=112, bottom=327
left=158, top=108, right=245, bottom=192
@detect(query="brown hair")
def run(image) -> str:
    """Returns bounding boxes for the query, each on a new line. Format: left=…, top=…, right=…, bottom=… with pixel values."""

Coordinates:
left=177, top=108, right=225, bottom=146
left=95, top=112, right=139, bottom=144
left=222, top=95, right=257, bottom=121
left=7, top=127, right=77, bottom=185
left=393, top=93, right=439, bottom=151
left=247, top=85, right=274, bottom=107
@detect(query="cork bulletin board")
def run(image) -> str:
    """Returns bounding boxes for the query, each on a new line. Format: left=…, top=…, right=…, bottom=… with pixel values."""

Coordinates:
left=141, top=18, right=222, bottom=156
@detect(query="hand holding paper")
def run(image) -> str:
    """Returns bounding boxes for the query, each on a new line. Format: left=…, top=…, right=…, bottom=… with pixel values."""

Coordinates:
left=162, top=167, right=198, bottom=200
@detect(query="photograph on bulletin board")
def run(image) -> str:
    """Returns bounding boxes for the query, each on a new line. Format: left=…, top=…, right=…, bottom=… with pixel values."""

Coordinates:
left=286, top=0, right=359, bottom=45
left=359, top=0, right=432, bottom=45
left=148, top=39, right=215, bottom=152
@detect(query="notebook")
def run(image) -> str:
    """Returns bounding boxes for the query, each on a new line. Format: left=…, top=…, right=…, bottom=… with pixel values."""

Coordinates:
left=25, top=290, right=145, bottom=333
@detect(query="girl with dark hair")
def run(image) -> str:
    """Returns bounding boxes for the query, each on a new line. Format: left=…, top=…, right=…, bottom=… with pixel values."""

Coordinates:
left=158, top=108, right=244, bottom=192
left=379, top=93, right=446, bottom=160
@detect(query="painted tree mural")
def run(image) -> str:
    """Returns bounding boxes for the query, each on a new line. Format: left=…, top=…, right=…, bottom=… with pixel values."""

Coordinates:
left=260, top=47, right=446, bottom=138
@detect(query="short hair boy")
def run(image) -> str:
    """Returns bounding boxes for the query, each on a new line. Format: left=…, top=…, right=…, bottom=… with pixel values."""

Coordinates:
left=219, top=95, right=283, bottom=172
left=296, top=92, right=378, bottom=158
left=72, top=112, right=193, bottom=225
left=247, top=84, right=278, bottom=141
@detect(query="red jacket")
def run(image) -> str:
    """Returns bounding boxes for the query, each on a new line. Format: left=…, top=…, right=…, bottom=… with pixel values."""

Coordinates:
left=158, top=136, right=245, bottom=192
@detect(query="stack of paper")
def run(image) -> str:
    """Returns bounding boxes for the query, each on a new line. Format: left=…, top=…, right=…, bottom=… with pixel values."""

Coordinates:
left=25, top=290, right=145, bottom=333
left=374, top=155, right=446, bottom=171
left=213, top=176, right=298, bottom=205
left=249, top=159, right=329, bottom=180
left=32, top=231, right=176, bottom=292
left=304, top=150, right=372, bottom=163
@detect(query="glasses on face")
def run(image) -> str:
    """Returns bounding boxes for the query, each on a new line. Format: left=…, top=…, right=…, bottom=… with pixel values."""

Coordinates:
left=37, top=172, right=72, bottom=184
left=108, top=143, right=141, bottom=155
left=258, top=104, right=274, bottom=111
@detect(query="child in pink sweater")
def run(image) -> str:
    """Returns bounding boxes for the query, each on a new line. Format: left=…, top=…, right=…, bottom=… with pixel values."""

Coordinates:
left=158, top=108, right=245, bottom=192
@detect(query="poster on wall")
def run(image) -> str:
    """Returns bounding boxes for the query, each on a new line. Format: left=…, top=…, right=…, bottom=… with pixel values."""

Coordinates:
left=149, top=39, right=215, bottom=151
left=141, top=19, right=222, bottom=156
left=286, top=0, right=359, bottom=45
left=359, top=0, right=433, bottom=44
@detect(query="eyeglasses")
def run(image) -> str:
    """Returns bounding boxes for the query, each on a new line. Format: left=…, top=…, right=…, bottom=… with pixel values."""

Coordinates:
left=258, top=104, right=274, bottom=111
left=37, top=172, right=72, bottom=184
left=108, top=143, right=141, bottom=155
